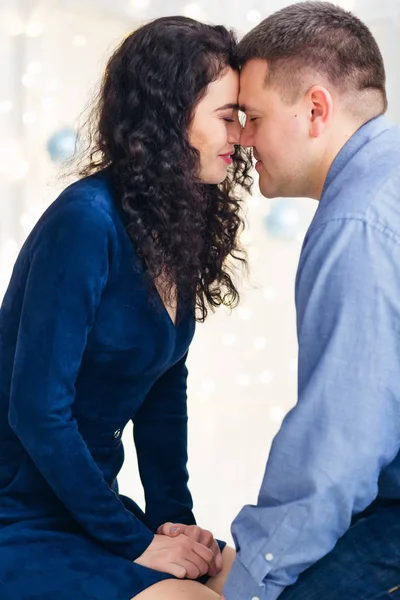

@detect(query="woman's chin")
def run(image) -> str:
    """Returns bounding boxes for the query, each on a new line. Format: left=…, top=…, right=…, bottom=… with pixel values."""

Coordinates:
left=200, top=168, right=230, bottom=185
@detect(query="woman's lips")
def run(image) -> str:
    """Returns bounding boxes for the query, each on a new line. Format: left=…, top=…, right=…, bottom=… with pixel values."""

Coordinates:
left=219, top=154, right=233, bottom=165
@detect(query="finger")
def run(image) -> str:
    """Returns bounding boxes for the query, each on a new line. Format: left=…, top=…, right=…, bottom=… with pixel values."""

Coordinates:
left=157, top=522, right=181, bottom=537
left=210, top=539, right=223, bottom=572
left=191, top=539, right=215, bottom=565
left=185, top=525, right=202, bottom=543
left=174, top=537, right=210, bottom=577
left=166, top=562, right=187, bottom=579
left=198, top=529, right=214, bottom=548
left=188, top=549, right=210, bottom=576
left=206, top=542, right=222, bottom=576
left=168, top=523, right=186, bottom=536
left=215, top=547, right=223, bottom=570
left=179, top=558, right=201, bottom=580
left=156, top=522, right=172, bottom=534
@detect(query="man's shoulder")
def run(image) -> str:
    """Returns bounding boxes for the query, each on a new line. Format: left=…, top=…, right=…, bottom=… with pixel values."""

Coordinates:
left=315, top=127, right=400, bottom=236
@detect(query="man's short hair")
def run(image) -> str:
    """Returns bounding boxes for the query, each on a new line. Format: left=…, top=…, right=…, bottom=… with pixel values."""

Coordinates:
left=238, top=1, right=387, bottom=112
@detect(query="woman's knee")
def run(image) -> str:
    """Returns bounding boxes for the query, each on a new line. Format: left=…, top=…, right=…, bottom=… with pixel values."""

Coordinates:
left=206, top=545, right=236, bottom=595
left=134, top=578, right=221, bottom=600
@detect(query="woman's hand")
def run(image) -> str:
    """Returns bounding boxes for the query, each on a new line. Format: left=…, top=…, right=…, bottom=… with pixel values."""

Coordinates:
left=134, top=533, right=215, bottom=579
left=157, top=522, right=223, bottom=577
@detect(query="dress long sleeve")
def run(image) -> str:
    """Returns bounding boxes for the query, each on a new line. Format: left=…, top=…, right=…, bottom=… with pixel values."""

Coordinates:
left=134, top=352, right=196, bottom=532
left=8, top=201, right=154, bottom=560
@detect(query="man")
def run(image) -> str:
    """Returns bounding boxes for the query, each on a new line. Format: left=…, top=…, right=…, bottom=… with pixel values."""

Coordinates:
left=223, top=2, right=400, bottom=600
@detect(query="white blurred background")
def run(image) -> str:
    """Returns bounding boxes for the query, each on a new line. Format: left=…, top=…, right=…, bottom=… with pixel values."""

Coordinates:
left=1, top=0, right=399, bottom=544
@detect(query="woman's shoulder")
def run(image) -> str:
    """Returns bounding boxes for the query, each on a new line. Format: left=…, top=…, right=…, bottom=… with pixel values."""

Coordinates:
left=36, top=171, right=120, bottom=235
left=24, top=171, right=122, bottom=259
left=52, top=170, right=116, bottom=221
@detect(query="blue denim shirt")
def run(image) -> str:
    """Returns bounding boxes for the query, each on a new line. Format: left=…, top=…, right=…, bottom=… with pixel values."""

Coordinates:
left=224, top=116, right=400, bottom=600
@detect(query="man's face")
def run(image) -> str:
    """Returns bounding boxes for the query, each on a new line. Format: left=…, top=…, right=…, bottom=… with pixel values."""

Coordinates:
left=239, top=59, right=312, bottom=199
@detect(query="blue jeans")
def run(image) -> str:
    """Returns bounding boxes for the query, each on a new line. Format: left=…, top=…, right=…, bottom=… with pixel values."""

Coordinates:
left=280, top=499, right=400, bottom=600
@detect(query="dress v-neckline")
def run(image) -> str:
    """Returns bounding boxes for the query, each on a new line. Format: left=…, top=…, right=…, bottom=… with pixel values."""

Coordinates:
left=153, top=279, right=178, bottom=329
left=160, top=297, right=178, bottom=328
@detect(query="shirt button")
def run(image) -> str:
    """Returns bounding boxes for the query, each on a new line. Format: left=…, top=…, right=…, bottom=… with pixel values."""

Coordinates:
left=113, top=429, right=121, bottom=439
left=265, top=553, right=274, bottom=562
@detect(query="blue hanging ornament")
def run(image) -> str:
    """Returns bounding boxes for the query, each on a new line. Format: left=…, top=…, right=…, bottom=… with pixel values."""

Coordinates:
left=264, top=198, right=305, bottom=241
left=46, top=127, right=78, bottom=163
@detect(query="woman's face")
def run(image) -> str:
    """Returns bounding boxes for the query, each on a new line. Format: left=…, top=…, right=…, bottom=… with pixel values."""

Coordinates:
left=189, top=67, right=241, bottom=184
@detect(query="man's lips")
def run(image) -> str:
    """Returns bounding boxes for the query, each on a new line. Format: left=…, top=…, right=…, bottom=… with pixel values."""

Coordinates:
left=253, top=153, right=263, bottom=169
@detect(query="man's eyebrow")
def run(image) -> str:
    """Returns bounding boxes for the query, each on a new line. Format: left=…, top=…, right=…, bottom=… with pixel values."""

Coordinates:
left=214, top=103, right=239, bottom=112
left=239, top=105, right=258, bottom=113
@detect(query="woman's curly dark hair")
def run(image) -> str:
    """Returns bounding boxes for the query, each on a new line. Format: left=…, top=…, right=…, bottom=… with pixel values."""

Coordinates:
left=78, top=16, right=253, bottom=322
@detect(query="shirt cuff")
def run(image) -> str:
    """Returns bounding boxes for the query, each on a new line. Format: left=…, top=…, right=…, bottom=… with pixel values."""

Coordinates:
left=223, top=557, right=285, bottom=600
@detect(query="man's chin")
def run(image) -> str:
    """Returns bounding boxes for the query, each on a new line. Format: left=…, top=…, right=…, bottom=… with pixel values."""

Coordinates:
left=257, top=172, right=278, bottom=199
left=259, top=184, right=280, bottom=199
left=259, top=178, right=292, bottom=199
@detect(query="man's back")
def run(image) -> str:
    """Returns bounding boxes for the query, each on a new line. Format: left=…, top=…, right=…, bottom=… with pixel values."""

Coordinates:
left=301, top=115, right=400, bottom=501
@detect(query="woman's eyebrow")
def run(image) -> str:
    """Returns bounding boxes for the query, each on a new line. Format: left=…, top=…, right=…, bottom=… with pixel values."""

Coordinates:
left=214, top=103, right=239, bottom=112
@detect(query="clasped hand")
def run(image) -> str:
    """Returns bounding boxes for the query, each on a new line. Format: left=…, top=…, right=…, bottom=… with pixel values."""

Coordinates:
left=134, top=522, right=223, bottom=580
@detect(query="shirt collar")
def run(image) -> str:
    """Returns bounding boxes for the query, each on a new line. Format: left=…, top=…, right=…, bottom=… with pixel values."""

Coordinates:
left=321, top=115, right=392, bottom=198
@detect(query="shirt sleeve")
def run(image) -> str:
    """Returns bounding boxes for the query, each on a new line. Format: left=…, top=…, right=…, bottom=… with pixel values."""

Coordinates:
left=8, top=201, right=154, bottom=560
left=133, top=352, right=196, bottom=532
left=224, top=218, right=400, bottom=600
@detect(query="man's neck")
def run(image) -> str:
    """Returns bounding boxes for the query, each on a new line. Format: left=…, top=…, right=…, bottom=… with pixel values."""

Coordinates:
left=312, top=120, right=365, bottom=200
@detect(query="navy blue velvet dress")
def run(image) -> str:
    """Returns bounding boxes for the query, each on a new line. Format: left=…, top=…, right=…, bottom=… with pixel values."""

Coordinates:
left=0, top=172, right=223, bottom=599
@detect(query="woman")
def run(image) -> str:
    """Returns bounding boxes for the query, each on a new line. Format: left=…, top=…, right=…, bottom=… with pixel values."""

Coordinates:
left=0, top=15, right=251, bottom=600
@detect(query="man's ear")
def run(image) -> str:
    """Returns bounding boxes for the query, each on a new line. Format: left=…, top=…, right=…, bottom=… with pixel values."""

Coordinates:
left=307, top=85, right=333, bottom=138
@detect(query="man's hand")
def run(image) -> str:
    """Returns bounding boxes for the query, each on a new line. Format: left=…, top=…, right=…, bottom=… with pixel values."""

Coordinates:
left=157, top=522, right=223, bottom=577
left=134, top=533, right=215, bottom=579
